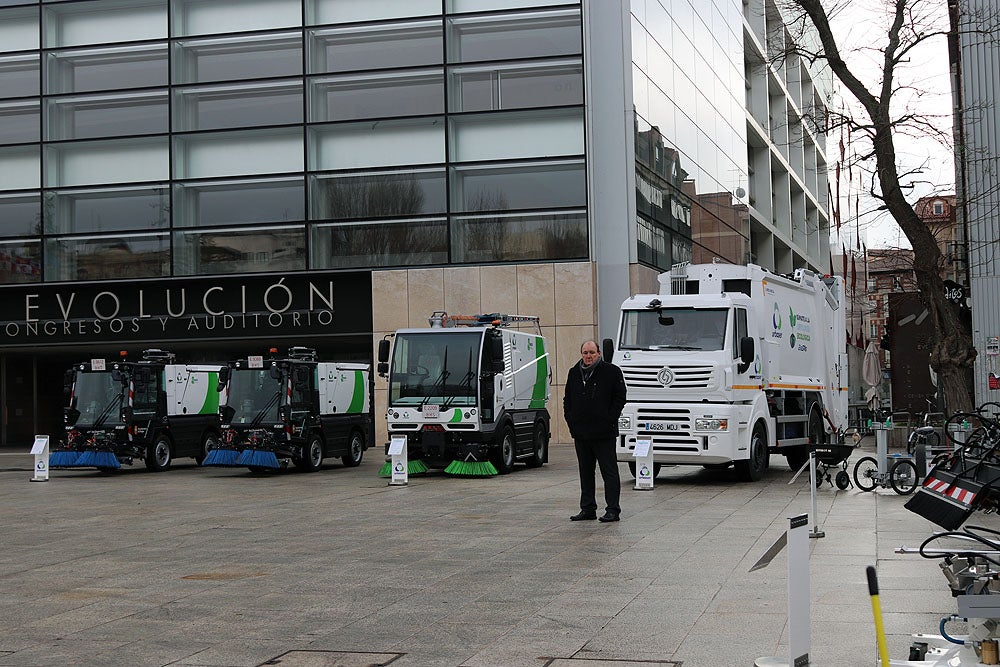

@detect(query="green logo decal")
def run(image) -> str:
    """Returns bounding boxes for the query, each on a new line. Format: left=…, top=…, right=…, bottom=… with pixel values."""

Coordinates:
left=788, top=307, right=797, bottom=328
left=772, top=303, right=781, bottom=330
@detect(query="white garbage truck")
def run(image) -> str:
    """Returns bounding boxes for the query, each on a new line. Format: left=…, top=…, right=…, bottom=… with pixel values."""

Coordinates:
left=377, top=312, right=551, bottom=476
left=609, top=262, right=847, bottom=481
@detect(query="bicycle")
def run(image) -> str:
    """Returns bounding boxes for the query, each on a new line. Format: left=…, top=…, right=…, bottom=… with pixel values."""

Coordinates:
left=852, top=452, right=920, bottom=495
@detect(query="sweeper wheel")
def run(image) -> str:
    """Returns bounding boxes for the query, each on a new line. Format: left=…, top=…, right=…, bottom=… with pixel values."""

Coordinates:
left=491, top=426, right=515, bottom=475
left=145, top=435, right=172, bottom=472
left=296, top=434, right=324, bottom=472
left=525, top=422, right=547, bottom=468
left=341, top=429, right=365, bottom=467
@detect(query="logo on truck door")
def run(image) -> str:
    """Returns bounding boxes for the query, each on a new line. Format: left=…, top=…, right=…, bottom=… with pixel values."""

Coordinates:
left=657, top=367, right=675, bottom=386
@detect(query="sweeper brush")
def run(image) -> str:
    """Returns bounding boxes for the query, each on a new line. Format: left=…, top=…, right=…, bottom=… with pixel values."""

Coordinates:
left=236, top=449, right=280, bottom=468
left=202, top=448, right=241, bottom=466
left=48, top=451, right=81, bottom=467
left=444, top=460, right=498, bottom=476
left=377, top=459, right=429, bottom=477
left=76, top=450, right=121, bottom=469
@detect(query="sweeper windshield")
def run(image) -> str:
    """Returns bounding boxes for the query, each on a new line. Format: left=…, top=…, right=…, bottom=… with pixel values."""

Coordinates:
left=388, top=332, right=481, bottom=407
left=620, top=307, right=728, bottom=352
left=71, top=371, right=123, bottom=427
left=225, top=368, right=281, bottom=424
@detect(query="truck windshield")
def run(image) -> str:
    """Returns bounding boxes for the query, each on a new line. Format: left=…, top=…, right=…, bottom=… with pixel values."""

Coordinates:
left=389, top=332, right=481, bottom=406
left=226, top=369, right=281, bottom=424
left=72, top=371, right=122, bottom=426
left=620, top=308, right=728, bottom=351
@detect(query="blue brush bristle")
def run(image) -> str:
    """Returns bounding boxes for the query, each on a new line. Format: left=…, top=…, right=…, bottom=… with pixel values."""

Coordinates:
left=237, top=449, right=280, bottom=468
left=49, top=451, right=80, bottom=468
left=76, top=450, right=120, bottom=468
left=75, top=450, right=96, bottom=467
left=202, top=448, right=240, bottom=466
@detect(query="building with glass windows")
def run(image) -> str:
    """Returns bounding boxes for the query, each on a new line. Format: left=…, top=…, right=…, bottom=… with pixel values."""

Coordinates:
left=0, top=0, right=831, bottom=447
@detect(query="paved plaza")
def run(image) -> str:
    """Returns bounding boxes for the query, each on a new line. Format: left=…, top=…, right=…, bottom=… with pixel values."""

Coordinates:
left=0, top=442, right=981, bottom=667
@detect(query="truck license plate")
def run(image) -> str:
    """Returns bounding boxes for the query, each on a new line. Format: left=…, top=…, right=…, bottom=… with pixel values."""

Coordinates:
left=424, top=404, right=440, bottom=419
left=646, top=423, right=665, bottom=431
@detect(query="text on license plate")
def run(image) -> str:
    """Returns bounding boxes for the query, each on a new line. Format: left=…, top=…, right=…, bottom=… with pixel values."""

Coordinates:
left=645, top=423, right=665, bottom=431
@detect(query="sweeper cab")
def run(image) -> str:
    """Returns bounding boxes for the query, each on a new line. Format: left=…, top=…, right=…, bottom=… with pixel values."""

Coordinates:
left=51, top=349, right=224, bottom=472
left=377, top=312, right=551, bottom=476
left=609, top=262, right=847, bottom=482
left=208, top=347, right=372, bottom=472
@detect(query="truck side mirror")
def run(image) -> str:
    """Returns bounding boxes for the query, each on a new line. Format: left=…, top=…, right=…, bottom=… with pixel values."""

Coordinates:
left=216, top=366, right=230, bottom=392
left=120, top=406, right=133, bottom=425
left=111, top=368, right=122, bottom=382
left=738, top=336, right=754, bottom=373
left=602, top=338, right=615, bottom=361
left=490, top=336, right=505, bottom=373
left=377, top=362, right=389, bottom=376
left=64, top=406, right=80, bottom=426
left=219, top=405, right=235, bottom=424
left=377, top=338, right=390, bottom=363
left=269, top=364, right=281, bottom=380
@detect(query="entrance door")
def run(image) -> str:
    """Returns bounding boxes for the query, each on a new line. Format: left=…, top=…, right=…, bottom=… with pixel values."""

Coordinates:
left=2, top=356, right=35, bottom=448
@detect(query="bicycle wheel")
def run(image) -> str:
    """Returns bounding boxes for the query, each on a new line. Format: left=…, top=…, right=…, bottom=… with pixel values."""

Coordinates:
left=978, top=402, right=1000, bottom=421
left=853, top=456, right=880, bottom=492
left=889, top=458, right=919, bottom=495
left=945, top=412, right=983, bottom=446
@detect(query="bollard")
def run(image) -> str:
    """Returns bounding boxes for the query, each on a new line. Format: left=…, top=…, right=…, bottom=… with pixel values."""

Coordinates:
left=30, top=435, right=49, bottom=482
left=633, top=437, right=654, bottom=490
left=388, top=435, right=407, bottom=486
left=753, top=514, right=811, bottom=666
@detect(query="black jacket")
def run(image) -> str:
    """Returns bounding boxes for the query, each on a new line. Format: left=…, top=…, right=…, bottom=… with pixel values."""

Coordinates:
left=563, top=358, right=628, bottom=440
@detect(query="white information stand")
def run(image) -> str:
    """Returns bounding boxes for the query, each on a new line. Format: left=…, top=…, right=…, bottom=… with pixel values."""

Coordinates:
left=30, top=435, right=49, bottom=482
left=388, top=435, right=407, bottom=486
left=753, top=513, right=811, bottom=667
left=633, top=438, right=654, bottom=490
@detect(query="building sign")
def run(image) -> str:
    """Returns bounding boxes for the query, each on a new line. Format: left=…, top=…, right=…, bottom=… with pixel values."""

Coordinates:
left=0, top=271, right=372, bottom=346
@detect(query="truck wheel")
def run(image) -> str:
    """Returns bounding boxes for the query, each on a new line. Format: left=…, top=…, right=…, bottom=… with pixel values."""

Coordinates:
left=341, top=430, right=365, bottom=467
left=525, top=423, right=548, bottom=468
left=145, top=435, right=172, bottom=472
left=736, top=423, right=768, bottom=482
left=492, top=426, right=515, bottom=475
left=297, top=435, right=324, bottom=472
left=196, top=432, right=218, bottom=465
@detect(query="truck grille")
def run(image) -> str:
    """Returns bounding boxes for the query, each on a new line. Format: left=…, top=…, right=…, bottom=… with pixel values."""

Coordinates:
left=626, top=407, right=701, bottom=453
left=621, top=365, right=714, bottom=389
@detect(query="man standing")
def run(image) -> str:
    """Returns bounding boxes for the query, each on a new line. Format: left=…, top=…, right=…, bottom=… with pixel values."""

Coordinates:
left=564, top=340, right=627, bottom=522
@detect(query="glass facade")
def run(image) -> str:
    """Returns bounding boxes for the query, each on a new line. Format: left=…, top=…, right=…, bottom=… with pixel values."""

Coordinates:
left=630, top=0, right=750, bottom=270
left=0, top=0, right=585, bottom=284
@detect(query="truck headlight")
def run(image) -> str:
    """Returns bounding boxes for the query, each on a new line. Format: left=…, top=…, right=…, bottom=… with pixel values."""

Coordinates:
left=695, top=418, right=728, bottom=431
left=618, top=416, right=632, bottom=431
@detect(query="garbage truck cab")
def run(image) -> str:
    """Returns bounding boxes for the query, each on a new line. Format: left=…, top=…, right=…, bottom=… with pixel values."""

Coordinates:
left=378, top=312, right=550, bottom=475
left=610, top=262, right=847, bottom=481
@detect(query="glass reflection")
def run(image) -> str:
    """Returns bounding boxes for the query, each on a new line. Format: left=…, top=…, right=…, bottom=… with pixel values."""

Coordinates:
left=44, top=186, right=170, bottom=234
left=451, top=211, right=587, bottom=263
left=310, top=169, right=445, bottom=220
left=45, top=233, right=169, bottom=281
left=0, top=240, right=40, bottom=284
left=0, top=194, right=39, bottom=238
left=311, top=218, right=447, bottom=269
left=173, top=226, right=305, bottom=276
left=450, top=160, right=584, bottom=212
left=173, top=178, right=304, bottom=227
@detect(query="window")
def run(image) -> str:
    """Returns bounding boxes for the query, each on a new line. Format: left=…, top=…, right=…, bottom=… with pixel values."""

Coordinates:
left=173, top=127, right=303, bottom=179
left=46, top=44, right=168, bottom=94
left=173, top=81, right=302, bottom=131
left=448, top=0, right=580, bottom=11
left=0, top=194, right=39, bottom=237
left=0, top=100, right=39, bottom=144
left=307, top=0, right=440, bottom=25
left=0, top=6, right=39, bottom=54
left=0, top=55, right=39, bottom=99
left=43, top=0, right=166, bottom=48
left=44, top=185, right=170, bottom=234
left=308, top=70, right=443, bottom=122
left=447, top=10, right=582, bottom=63
left=0, top=239, right=41, bottom=284
left=310, top=169, right=445, bottom=220
left=173, top=177, right=304, bottom=227
left=733, top=308, right=747, bottom=360
left=307, top=21, right=442, bottom=74
left=45, top=233, right=170, bottom=281
left=0, top=146, right=39, bottom=190
left=172, top=33, right=302, bottom=85
left=45, top=137, right=169, bottom=187
left=171, top=0, right=300, bottom=37
left=448, top=60, right=582, bottom=112
left=309, top=117, right=444, bottom=171
left=449, top=107, right=583, bottom=162
left=451, top=210, right=587, bottom=262
left=450, top=160, right=585, bottom=212
left=45, top=91, right=168, bottom=140
left=311, top=217, right=447, bottom=269
left=933, top=200, right=944, bottom=216
left=173, top=225, right=305, bottom=275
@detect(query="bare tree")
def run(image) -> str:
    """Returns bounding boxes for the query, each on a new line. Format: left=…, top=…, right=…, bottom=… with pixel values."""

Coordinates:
left=778, top=0, right=983, bottom=412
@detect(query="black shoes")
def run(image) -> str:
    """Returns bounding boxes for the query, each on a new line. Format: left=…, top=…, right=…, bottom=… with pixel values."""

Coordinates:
left=570, top=511, right=597, bottom=521
left=598, top=512, right=621, bottom=522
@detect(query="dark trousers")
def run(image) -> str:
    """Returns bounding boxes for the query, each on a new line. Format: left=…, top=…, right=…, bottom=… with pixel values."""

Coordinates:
left=574, top=437, right=621, bottom=515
